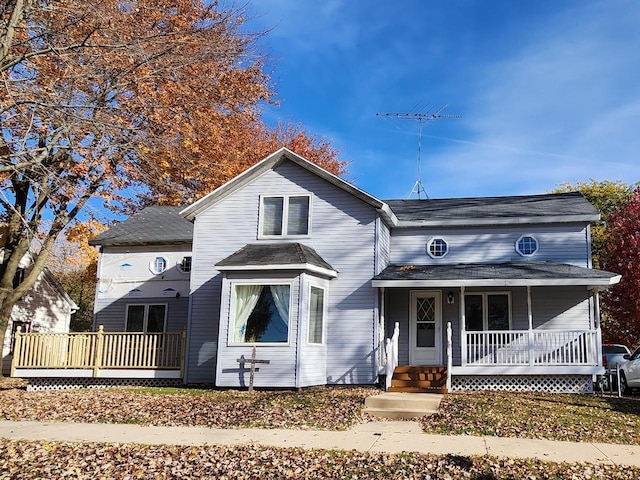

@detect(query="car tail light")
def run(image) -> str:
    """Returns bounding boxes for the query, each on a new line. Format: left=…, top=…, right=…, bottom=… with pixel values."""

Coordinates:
left=602, top=355, right=607, bottom=368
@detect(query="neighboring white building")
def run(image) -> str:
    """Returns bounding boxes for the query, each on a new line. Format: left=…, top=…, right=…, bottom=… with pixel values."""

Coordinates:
left=2, top=256, right=78, bottom=374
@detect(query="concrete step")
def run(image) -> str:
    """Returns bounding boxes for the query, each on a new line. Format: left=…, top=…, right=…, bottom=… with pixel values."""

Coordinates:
left=363, top=392, right=443, bottom=419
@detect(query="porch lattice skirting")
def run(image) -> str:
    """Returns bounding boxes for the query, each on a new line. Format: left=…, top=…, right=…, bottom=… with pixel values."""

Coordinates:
left=25, top=377, right=183, bottom=392
left=451, top=375, right=593, bottom=394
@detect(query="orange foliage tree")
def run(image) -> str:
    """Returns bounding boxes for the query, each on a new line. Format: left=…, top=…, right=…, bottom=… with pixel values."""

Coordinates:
left=1, top=0, right=344, bottom=357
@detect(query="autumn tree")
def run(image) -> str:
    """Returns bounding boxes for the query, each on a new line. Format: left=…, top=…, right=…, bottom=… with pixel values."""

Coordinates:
left=0, top=0, right=280, bottom=364
left=600, top=188, right=640, bottom=346
left=552, top=180, right=638, bottom=268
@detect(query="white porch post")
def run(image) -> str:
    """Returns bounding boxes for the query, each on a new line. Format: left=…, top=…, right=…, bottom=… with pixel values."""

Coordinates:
left=594, top=289, right=603, bottom=366
left=460, top=286, right=467, bottom=366
left=379, top=287, right=386, bottom=372
left=527, top=286, right=534, bottom=366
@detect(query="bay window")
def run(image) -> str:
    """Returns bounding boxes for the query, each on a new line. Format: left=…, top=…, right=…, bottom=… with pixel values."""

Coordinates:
left=232, top=284, right=290, bottom=343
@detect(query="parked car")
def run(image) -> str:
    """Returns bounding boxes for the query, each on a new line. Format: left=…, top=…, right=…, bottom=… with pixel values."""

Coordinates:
left=596, top=344, right=631, bottom=391
left=619, top=346, right=640, bottom=395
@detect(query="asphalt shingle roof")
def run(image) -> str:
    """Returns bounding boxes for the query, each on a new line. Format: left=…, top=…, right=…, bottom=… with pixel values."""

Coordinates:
left=373, top=262, right=619, bottom=284
left=217, top=243, right=335, bottom=272
left=385, top=192, right=598, bottom=222
left=88, top=206, right=193, bottom=246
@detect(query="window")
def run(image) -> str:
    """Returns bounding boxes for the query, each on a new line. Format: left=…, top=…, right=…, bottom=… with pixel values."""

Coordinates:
left=178, top=256, right=192, bottom=273
left=516, top=235, right=538, bottom=256
left=12, top=268, right=24, bottom=289
left=126, top=304, right=167, bottom=332
left=231, top=284, right=290, bottom=344
left=464, top=293, right=510, bottom=331
left=427, top=238, right=448, bottom=258
left=150, top=257, right=167, bottom=274
left=260, top=195, right=310, bottom=237
left=308, top=286, right=325, bottom=344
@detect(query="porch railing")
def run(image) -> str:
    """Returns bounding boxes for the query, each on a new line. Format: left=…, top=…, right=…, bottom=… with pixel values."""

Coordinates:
left=11, top=326, right=186, bottom=377
left=465, top=329, right=598, bottom=366
left=384, top=322, right=399, bottom=390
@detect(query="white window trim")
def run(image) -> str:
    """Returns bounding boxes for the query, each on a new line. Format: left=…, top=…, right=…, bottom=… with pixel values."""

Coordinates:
left=515, top=235, right=539, bottom=257
left=177, top=256, right=192, bottom=274
left=125, top=303, right=168, bottom=332
left=426, top=237, right=449, bottom=259
left=464, top=292, right=512, bottom=330
left=228, top=280, right=293, bottom=346
left=149, top=256, right=168, bottom=275
left=258, top=194, right=312, bottom=239
left=307, top=284, right=327, bottom=345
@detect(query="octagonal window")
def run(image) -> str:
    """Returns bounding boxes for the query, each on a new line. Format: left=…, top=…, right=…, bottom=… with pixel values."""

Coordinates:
left=427, top=238, right=448, bottom=258
left=516, top=235, right=538, bottom=256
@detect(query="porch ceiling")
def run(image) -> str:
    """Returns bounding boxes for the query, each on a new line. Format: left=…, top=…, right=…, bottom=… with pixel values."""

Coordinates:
left=372, top=262, right=621, bottom=288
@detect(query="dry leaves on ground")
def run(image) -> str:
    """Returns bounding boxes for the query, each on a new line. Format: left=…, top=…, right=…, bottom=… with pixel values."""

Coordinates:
left=1, top=439, right=636, bottom=479
left=421, top=391, right=640, bottom=445
left=0, top=386, right=376, bottom=430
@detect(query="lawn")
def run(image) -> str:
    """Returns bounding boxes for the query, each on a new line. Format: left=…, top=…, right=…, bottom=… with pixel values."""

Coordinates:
left=422, top=391, right=640, bottom=445
left=1, top=439, right=637, bottom=479
left=2, top=382, right=640, bottom=478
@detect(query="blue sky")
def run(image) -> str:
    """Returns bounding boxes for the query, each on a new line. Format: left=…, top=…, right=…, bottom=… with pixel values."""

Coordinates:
left=249, top=0, right=640, bottom=200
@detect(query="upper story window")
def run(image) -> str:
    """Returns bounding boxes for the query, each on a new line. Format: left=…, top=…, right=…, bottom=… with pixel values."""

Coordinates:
left=516, top=235, right=539, bottom=256
left=150, top=256, right=167, bottom=274
left=178, top=256, right=192, bottom=273
left=427, top=238, right=448, bottom=258
left=260, top=195, right=310, bottom=238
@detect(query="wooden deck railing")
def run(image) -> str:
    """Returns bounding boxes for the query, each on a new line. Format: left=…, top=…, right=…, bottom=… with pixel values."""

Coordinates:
left=465, top=329, right=598, bottom=367
left=11, top=326, right=186, bottom=377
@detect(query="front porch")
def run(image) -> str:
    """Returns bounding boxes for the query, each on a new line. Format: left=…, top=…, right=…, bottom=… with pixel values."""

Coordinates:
left=373, top=261, right=621, bottom=393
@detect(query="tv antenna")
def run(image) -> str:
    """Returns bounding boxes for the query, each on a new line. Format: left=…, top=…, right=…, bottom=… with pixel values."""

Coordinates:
left=377, top=104, right=461, bottom=199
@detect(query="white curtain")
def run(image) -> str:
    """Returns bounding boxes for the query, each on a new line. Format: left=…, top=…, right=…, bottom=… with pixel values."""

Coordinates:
left=270, top=285, right=290, bottom=326
left=232, top=285, right=263, bottom=342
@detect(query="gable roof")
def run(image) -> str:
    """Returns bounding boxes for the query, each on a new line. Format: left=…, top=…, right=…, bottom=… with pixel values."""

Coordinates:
left=385, top=192, right=599, bottom=226
left=180, top=148, right=397, bottom=225
left=372, top=262, right=620, bottom=288
left=88, top=206, right=193, bottom=246
left=216, top=243, right=337, bottom=278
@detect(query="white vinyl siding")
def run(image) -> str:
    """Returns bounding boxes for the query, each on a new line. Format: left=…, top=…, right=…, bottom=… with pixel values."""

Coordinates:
left=188, top=161, right=378, bottom=386
left=390, top=224, right=591, bottom=267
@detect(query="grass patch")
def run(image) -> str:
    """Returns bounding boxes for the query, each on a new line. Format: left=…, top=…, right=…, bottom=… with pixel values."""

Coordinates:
left=421, top=391, right=640, bottom=444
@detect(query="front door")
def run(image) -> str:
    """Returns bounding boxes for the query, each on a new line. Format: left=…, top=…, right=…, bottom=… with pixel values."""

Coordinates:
left=410, top=290, right=442, bottom=365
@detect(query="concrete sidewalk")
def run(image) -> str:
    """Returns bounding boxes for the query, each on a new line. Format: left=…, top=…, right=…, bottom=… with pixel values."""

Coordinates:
left=2, top=420, right=640, bottom=466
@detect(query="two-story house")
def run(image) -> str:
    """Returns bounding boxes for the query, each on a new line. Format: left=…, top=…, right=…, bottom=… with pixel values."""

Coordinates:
left=90, top=148, right=620, bottom=392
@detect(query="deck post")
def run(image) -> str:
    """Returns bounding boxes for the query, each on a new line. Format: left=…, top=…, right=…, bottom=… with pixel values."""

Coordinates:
left=10, top=326, right=22, bottom=377
left=180, top=327, right=187, bottom=379
left=527, top=286, right=534, bottom=366
left=93, top=325, right=104, bottom=377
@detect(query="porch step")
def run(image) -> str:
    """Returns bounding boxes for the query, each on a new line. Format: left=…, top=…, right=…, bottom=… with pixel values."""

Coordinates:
left=389, top=366, right=448, bottom=394
left=363, top=392, right=442, bottom=419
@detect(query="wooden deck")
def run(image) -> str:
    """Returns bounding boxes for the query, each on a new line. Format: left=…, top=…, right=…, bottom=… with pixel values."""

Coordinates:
left=11, top=326, right=186, bottom=379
